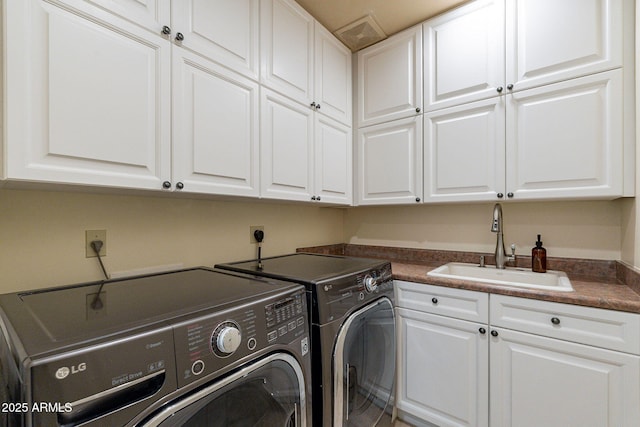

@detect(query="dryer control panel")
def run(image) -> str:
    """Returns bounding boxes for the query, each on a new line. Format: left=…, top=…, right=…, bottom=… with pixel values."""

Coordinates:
left=173, top=288, right=307, bottom=388
left=314, top=262, right=393, bottom=324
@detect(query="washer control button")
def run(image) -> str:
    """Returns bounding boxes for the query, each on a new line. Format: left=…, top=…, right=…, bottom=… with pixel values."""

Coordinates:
left=247, top=337, right=257, bottom=350
left=191, top=360, right=205, bottom=375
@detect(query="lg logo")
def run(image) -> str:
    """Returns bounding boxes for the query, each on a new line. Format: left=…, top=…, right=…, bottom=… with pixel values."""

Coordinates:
left=55, top=363, right=86, bottom=380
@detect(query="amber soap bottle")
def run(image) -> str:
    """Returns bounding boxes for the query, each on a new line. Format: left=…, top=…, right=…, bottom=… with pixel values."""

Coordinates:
left=532, top=234, right=547, bottom=273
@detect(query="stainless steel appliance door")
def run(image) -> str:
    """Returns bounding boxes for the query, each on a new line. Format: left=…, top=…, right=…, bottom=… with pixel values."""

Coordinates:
left=333, top=297, right=396, bottom=427
left=141, top=353, right=307, bottom=427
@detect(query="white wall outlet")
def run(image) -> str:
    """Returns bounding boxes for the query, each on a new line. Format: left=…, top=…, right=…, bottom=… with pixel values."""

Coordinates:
left=85, top=229, right=107, bottom=257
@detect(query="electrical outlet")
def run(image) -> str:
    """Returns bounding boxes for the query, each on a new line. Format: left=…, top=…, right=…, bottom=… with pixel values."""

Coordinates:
left=86, top=229, right=107, bottom=258
left=250, top=226, right=264, bottom=243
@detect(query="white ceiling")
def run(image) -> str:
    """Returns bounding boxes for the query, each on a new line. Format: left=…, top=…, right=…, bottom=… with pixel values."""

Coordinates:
left=295, top=0, right=471, bottom=49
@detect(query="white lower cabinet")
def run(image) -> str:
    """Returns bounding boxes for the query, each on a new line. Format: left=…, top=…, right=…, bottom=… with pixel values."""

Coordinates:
left=396, top=281, right=489, bottom=427
left=490, top=328, right=640, bottom=427
left=395, top=281, right=640, bottom=427
left=396, top=308, right=489, bottom=427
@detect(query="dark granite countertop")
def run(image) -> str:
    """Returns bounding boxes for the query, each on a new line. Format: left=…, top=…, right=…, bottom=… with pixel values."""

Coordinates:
left=298, top=243, right=640, bottom=314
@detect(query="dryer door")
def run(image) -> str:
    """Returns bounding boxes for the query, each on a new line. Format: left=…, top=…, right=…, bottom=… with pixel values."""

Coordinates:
left=142, top=353, right=307, bottom=426
left=334, top=297, right=396, bottom=427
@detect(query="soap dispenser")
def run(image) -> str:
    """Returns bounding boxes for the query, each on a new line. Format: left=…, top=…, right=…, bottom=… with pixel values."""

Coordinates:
left=532, top=234, right=547, bottom=273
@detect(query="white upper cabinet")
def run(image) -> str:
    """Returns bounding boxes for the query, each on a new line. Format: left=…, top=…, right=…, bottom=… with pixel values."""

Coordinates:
left=425, top=0, right=624, bottom=111
left=261, top=88, right=352, bottom=204
left=424, top=97, right=506, bottom=202
left=71, top=0, right=170, bottom=32
left=314, top=115, right=352, bottom=204
left=260, top=0, right=353, bottom=204
left=261, top=0, right=314, bottom=105
left=261, top=89, right=315, bottom=202
left=3, top=0, right=264, bottom=194
left=506, top=0, right=623, bottom=92
left=357, top=117, right=423, bottom=205
left=172, top=50, right=260, bottom=197
left=261, top=0, right=352, bottom=125
left=426, top=70, right=624, bottom=202
left=315, top=25, right=353, bottom=125
left=172, top=0, right=260, bottom=79
left=421, top=0, right=633, bottom=202
left=423, top=0, right=505, bottom=112
left=4, top=0, right=171, bottom=190
left=357, top=25, right=423, bottom=128
left=506, top=69, right=623, bottom=200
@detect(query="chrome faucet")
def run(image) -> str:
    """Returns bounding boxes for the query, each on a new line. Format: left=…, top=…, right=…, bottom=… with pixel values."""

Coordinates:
left=491, top=203, right=516, bottom=269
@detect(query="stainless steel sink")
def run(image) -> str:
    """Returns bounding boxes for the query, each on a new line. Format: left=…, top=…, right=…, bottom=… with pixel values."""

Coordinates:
left=427, top=262, right=573, bottom=292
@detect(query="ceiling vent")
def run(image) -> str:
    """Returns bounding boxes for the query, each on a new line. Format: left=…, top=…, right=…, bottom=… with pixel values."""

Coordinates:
left=334, top=15, right=387, bottom=52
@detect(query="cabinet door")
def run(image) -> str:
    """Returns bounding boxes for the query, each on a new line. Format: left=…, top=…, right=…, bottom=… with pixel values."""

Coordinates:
left=172, top=0, right=259, bottom=80
left=261, top=89, right=314, bottom=201
left=490, top=328, right=640, bottom=427
left=506, top=0, right=623, bottom=92
left=423, top=0, right=505, bottom=111
left=506, top=70, right=623, bottom=200
left=5, top=0, right=171, bottom=190
left=315, top=25, right=352, bottom=125
left=357, top=25, right=423, bottom=127
left=424, top=97, right=506, bottom=202
left=59, top=0, right=170, bottom=34
left=396, top=308, right=489, bottom=427
left=314, top=116, right=352, bottom=205
left=172, top=49, right=259, bottom=196
left=261, top=0, right=314, bottom=105
left=357, top=117, right=423, bottom=205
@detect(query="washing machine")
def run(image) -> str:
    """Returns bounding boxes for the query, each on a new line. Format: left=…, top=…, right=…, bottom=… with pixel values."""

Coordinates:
left=216, top=253, right=396, bottom=427
left=0, top=267, right=311, bottom=426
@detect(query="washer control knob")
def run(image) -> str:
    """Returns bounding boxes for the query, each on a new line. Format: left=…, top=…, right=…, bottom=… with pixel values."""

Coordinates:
left=212, top=322, right=241, bottom=356
left=363, top=274, right=378, bottom=293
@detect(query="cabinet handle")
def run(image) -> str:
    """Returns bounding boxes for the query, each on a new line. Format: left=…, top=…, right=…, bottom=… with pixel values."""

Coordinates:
left=507, top=84, right=514, bottom=90
left=490, top=330, right=499, bottom=337
left=176, top=182, right=184, bottom=190
left=175, top=32, right=184, bottom=42
left=507, top=192, right=514, bottom=198
left=316, top=196, right=321, bottom=201
left=315, top=103, right=321, bottom=110
left=415, top=197, right=421, bottom=202
left=497, top=193, right=504, bottom=198
left=496, top=86, right=503, bottom=93
left=162, top=181, right=171, bottom=189
left=310, top=102, right=316, bottom=109
left=431, top=297, right=438, bottom=304
left=162, top=26, right=171, bottom=35
left=551, top=317, right=561, bottom=325
left=415, top=107, right=421, bottom=113
left=479, top=327, right=486, bottom=335
left=311, top=196, right=317, bottom=201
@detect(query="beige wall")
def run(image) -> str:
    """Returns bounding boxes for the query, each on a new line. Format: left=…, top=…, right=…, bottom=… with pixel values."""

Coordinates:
left=0, top=188, right=635, bottom=295
left=344, top=201, right=624, bottom=261
left=0, top=189, right=344, bottom=293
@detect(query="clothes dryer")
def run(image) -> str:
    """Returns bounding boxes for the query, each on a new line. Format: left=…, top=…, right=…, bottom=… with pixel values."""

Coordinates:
left=216, top=253, right=396, bottom=427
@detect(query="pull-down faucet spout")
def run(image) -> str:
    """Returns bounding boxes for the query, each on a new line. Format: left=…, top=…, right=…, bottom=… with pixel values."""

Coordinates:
left=491, top=203, right=515, bottom=269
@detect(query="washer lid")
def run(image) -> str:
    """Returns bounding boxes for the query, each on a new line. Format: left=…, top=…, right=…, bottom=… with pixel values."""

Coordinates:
left=216, top=253, right=389, bottom=285
left=0, top=268, right=300, bottom=356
